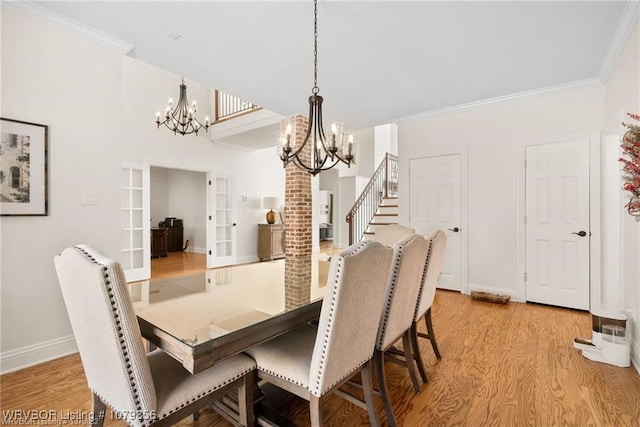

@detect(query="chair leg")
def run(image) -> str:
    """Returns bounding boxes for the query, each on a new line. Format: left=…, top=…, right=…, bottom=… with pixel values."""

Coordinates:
left=361, top=360, right=379, bottom=427
left=310, top=395, right=323, bottom=427
left=90, top=392, right=106, bottom=427
left=238, top=370, right=255, bottom=427
left=402, top=331, right=422, bottom=393
left=410, top=322, right=429, bottom=384
left=374, top=350, right=397, bottom=427
left=424, top=308, right=442, bottom=360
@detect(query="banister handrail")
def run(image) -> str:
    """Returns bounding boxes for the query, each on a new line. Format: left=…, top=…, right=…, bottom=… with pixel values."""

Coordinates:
left=345, top=153, right=398, bottom=245
left=214, top=90, right=261, bottom=123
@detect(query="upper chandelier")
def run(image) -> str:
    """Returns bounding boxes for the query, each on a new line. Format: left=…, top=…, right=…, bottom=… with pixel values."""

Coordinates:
left=156, top=78, right=210, bottom=136
left=277, top=0, right=357, bottom=176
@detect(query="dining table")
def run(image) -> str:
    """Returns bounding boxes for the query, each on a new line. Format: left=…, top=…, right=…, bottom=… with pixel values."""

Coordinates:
left=128, top=255, right=331, bottom=374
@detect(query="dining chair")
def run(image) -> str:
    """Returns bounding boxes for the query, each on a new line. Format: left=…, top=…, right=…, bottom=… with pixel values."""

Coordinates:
left=411, top=230, right=448, bottom=384
left=371, top=223, right=415, bottom=247
left=54, top=245, right=256, bottom=427
left=245, top=240, right=394, bottom=427
left=374, top=233, right=430, bottom=427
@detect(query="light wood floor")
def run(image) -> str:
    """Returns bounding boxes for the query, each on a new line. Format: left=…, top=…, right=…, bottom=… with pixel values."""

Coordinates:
left=3, top=252, right=640, bottom=426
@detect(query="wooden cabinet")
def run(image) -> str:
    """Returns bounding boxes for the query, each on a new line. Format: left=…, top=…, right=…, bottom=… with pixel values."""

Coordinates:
left=151, top=228, right=169, bottom=258
left=167, top=227, right=184, bottom=252
left=258, top=224, right=285, bottom=261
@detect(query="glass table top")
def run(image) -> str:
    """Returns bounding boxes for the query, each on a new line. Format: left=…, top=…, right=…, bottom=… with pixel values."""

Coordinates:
left=128, top=255, right=331, bottom=349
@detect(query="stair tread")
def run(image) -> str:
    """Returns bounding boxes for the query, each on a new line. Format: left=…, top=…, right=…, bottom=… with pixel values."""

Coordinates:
left=379, top=204, right=399, bottom=208
left=369, top=222, right=396, bottom=226
left=375, top=213, right=398, bottom=216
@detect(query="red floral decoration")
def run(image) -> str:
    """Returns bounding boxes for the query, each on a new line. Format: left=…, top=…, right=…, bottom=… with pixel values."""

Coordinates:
left=620, top=113, right=640, bottom=218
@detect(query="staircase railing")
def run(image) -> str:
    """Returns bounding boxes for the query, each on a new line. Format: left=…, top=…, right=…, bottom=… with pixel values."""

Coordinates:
left=345, top=153, right=398, bottom=245
left=214, top=90, right=261, bottom=123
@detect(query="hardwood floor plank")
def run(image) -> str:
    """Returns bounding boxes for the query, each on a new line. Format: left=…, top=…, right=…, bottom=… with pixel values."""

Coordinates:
left=3, top=254, right=640, bottom=426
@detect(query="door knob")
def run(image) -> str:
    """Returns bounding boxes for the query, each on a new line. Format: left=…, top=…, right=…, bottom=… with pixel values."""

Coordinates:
left=448, top=227, right=460, bottom=233
left=571, top=230, right=587, bottom=237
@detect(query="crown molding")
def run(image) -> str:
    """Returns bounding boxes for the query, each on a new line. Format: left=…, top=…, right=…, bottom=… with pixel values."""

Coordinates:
left=394, top=78, right=603, bottom=123
left=3, top=1, right=134, bottom=54
left=598, top=0, right=640, bottom=83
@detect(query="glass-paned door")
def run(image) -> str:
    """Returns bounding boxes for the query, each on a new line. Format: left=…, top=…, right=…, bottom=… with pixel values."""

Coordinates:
left=121, top=163, right=150, bottom=282
left=207, top=174, right=237, bottom=268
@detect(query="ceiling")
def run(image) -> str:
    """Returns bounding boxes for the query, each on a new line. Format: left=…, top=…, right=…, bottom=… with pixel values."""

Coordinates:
left=26, top=1, right=632, bottom=131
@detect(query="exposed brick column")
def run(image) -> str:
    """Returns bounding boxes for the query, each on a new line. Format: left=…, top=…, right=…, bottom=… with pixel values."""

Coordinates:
left=284, top=115, right=312, bottom=310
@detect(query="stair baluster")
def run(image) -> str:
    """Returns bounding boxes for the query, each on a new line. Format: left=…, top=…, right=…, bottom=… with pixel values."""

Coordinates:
left=346, top=153, right=398, bottom=245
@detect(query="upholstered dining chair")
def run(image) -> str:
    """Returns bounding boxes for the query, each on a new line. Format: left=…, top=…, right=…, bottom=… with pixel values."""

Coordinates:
left=374, top=234, right=430, bottom=427
left=371, top=223, right=415, bottom=247
left=245, top=240, right=394, bottom=427
left=54, top=245, right=256, bottom=427
left=411, top=230, right=448, bottom=384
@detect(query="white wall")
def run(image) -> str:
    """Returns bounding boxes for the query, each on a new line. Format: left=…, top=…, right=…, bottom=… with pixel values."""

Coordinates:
left=1, top=8, right=123, bottom=372
left=398, top=86, right=605, bottom=298
left=603, top=22, right=640, bottom=371
left=0, top=8, right=286, bottom=372
left=150, top=167, right=170, bottom=225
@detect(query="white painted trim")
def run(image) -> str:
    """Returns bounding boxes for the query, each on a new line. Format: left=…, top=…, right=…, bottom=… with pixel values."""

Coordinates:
left=0, top=335, right=77, bottom=375
left=187, top=246, right=207, bottom=255
left=467, top=283, right=521, bottom=302
left=407, top=148, right=469, bottom=295
left=3, top=1, right=134, bottom=54
left=631, top=337, right=640, bottom=376
left=143, top=158, right=213, bottom=174
left=395, top=79, right=602, bottom=123
left=516, top=133, right=601, bottom=309
left=589, top=134, right=603, bottom=312
left=210, top=109, right=283, bottom=141
left=598, top=1, right=640, bottom=83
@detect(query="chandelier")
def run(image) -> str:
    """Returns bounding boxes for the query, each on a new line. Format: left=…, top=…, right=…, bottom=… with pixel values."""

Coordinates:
left=277, top=0, right=357, bottom=176
left=156, top=78, right=210, bottom=136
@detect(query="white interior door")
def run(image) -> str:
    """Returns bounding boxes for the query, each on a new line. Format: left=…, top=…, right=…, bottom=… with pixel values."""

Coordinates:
left=525, top=140, right=590, bottom=310
left=410, top=155, right=461, bottom=291
left=207, top=174, right=237, bottom=268
left=121, top=163, right=150, bottom=282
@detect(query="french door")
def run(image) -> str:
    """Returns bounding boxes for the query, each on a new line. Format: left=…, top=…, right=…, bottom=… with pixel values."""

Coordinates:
left=207, top=174, right=237, bottom=268
left=121, top=163, right=150, bottom=282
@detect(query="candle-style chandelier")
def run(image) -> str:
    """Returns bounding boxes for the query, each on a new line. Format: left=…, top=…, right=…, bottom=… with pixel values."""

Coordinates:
left=277, top=0, right=357, bottom=176
left=156, top=78, right=210, bottom=136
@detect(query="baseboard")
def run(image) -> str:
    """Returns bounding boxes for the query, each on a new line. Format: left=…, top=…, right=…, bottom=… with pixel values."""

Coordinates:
left=187, top=247, right=206, bottom=254
left=467, top=283, right=522, bottom=302
left=1, top=335, right=78, bottom=374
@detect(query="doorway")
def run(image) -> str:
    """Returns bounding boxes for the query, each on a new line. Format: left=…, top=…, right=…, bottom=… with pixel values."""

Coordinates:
left=149, top=166, right=207, bottom=278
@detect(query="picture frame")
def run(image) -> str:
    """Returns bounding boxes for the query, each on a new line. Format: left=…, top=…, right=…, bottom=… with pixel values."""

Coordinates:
left=0, top=118, right=48, bottom=216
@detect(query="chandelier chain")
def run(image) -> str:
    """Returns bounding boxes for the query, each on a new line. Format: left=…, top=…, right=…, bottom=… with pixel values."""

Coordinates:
left=312, top=0, right=319, bottom=95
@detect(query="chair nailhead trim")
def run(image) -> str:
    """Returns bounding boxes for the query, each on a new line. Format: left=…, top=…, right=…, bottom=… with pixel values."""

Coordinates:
left=75, top=246, right=153, bottom=426
left=377, top=235, right=423, bottom=350
left=156, top=367, right=254, bottom=419
left=413, top=239, right=434, bottom=320
left=311, top=240, right=373, bottom=396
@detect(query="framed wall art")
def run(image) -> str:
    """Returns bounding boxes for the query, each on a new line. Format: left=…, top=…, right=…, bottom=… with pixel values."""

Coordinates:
left=0, top=118, right=48, bottom=216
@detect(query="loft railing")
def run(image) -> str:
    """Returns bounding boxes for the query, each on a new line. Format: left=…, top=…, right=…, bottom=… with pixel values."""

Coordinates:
left=214, top=90, right=261, bottom=123
left=345, top=153, right=398, bottom=245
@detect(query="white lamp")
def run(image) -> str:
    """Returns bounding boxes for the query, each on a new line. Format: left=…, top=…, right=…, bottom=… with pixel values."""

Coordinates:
left=263, top=197, right=279, bottom=224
